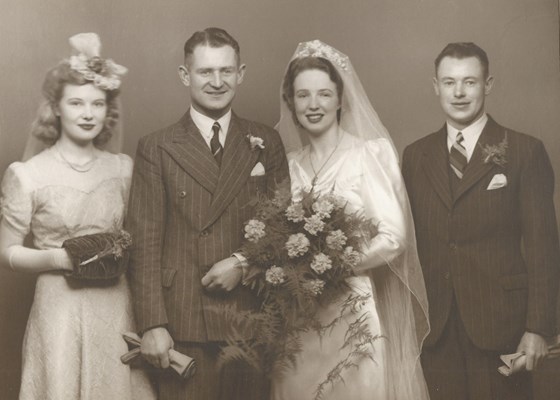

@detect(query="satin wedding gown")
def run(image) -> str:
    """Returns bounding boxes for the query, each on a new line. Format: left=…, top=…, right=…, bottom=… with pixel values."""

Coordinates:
left=271, top=136, right=410, bottom=400
left=1, top=147, right=155, bottom=400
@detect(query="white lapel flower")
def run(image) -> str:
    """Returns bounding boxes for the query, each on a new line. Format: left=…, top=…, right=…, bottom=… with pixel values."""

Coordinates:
left=247, top=134, right=265, bottom=150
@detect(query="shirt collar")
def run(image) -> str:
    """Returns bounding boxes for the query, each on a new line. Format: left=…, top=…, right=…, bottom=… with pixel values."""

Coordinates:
left=190, top=107, right=232, bottom=141
left=446, top=113, right=488, bottom=160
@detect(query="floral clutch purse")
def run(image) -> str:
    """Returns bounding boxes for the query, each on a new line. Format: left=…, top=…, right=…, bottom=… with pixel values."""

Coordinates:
left=62, top=230, right=131, bottom=281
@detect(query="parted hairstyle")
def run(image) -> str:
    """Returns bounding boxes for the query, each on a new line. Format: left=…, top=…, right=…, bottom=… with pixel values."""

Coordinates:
left=183, top=27, right=241, bottom=64
left=282, top=56, right=344, bottom=125
left=30, top=61, right=120, bottom=147
left=435, top=42, right=490, bottom=78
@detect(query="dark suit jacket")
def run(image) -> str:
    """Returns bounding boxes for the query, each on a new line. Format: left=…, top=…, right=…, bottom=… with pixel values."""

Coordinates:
left=402, top=116, right=559, bottom=351
left=126, top=112, right=289, bottom=342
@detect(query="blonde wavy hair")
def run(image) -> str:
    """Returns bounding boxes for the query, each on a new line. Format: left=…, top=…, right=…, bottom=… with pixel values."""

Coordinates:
left=31, top=61, right=120, bottom=147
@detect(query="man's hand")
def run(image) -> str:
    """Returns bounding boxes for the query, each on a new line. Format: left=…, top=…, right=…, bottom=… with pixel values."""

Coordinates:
left=201, top=256, right=243, bottom=293
left=516, top=331, right=549, bottom=371
left=141, top=326, right=174, bottom=369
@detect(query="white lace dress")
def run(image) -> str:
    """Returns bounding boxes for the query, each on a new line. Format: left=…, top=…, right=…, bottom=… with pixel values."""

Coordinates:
left=271, top=138, right=412, bottom=400
left=0, top=147, right=156, bottom=400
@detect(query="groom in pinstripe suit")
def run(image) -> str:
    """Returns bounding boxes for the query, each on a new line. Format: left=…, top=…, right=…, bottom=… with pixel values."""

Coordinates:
left=126, top=28, right=289, bottom=399
left=402, top=42, right=559, bottom=399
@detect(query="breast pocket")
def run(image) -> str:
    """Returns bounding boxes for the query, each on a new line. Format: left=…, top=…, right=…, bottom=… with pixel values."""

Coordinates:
left=243, top=175, right=267, bottom=202
left=248, top=175, right=266, bottom=192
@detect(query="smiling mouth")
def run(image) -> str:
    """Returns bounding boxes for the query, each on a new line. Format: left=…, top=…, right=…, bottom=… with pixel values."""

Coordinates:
left=206, top=91, right=227, bottom=96
left=79, top=124, right=96, bottom=131
left=306, top=114, right=324, bottom=123
left=452, top=102, right=470, bottom=107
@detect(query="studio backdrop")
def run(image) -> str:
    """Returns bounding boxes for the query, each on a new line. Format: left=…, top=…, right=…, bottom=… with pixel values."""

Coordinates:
left=0, top=0, right=559, bottom=398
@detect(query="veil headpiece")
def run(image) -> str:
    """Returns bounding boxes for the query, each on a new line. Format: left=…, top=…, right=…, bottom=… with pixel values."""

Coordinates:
left=22, top=33, right=127, bottom=161
left=294, top=40, right=350, bottom=71
left=277, top=40, right=430, bottom=399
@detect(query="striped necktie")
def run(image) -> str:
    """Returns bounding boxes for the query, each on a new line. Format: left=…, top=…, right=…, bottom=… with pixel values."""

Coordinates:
left=450, top=132, right=467, bottom=179
left=210, top=121, right=223, bottom=166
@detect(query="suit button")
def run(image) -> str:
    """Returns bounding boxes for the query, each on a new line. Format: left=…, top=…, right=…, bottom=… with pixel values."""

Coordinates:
left=200, top=230, right=209, bottom=237
left=444, top=272, right=450, bottom=280
left=179, top=190, right=187, bottom=198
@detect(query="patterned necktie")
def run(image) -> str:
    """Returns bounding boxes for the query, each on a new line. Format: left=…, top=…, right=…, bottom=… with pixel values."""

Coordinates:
left=449, top=132, right=467, bottom=179
left=210, top=121, right=223, bottom=166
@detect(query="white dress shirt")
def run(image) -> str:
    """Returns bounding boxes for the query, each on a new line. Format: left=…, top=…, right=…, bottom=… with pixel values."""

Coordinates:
left=190, top=107, right=231, bottom=148
left=446, top=113, right=488, bottom=162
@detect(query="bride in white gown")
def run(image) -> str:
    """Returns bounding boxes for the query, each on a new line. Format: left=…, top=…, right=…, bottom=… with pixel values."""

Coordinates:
left=273, top=40, right=430, bottom=400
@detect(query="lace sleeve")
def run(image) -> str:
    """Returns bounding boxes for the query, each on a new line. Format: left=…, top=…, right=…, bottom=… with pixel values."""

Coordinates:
left=0, top=163, right=34, bottom=236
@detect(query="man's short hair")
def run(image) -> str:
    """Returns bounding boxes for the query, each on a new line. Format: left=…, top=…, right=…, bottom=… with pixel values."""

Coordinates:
left=183, top=27, right=240, bottom=64
left=435, top=42, right=489, bottom=78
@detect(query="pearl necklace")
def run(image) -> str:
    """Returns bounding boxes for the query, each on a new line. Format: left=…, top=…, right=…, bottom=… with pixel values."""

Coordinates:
left=54, top=145, right=98, bottom=173
left=309, top=132, right=344, bottom=187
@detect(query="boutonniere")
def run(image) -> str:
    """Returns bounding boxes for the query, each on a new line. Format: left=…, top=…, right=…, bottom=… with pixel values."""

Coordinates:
left=246, top=134, right=265, bottom=151
left=480, top=132, right=508, bottom=167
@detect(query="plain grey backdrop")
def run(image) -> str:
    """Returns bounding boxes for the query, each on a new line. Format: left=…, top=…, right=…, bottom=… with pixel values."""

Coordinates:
left=0, top=0, right=559, bottom=398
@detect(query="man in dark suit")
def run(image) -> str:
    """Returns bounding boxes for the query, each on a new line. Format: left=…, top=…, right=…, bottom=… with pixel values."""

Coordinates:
left=126, top=28, right=289, bottom=399
left=402, top=42, right=559, bottom=400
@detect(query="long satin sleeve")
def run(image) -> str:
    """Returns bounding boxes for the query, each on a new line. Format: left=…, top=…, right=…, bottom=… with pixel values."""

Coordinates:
left=355, top=139, right=407, bottom=271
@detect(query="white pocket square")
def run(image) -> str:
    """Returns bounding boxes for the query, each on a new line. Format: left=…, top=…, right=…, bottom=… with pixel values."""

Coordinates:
left=487, top=173, right=507, bottom=190
left=250, top=162, right=265, bottom=177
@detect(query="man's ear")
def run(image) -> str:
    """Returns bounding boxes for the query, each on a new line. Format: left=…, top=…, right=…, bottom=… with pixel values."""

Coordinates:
left=432, top=77, right=440, bottom=96
left=236, top=63, right=247, bottom=85
left=484, top=75, right=494, bottom=96
left=178, top=65, right=190, bottom=87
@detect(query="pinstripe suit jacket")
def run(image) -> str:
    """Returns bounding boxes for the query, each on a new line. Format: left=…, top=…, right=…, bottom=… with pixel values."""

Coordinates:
left=402, top=116, right=559, bottom=351
left=126, top=112, right=289, bottom=342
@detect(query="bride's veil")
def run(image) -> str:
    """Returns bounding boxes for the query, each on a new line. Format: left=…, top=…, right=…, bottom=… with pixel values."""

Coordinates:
left=277, top=40, right=430, bottom=399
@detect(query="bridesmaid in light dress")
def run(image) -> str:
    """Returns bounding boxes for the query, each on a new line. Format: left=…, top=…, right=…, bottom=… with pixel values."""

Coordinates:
left=0, top=33, right=156, bottom=400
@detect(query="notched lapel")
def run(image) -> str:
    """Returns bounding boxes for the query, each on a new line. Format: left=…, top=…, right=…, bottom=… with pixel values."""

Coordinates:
left=422, top=128, right=453, bottom=210
left=454, top=117, right=502, bottom=201
left=161, top=113, right=219, bottom=194
left=203, top=116, right=259, bottom=229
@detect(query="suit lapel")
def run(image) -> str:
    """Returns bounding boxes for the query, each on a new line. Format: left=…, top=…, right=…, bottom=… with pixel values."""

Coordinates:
left=203, top=114, right=259, bottom=229
left=454, top=116, right=502, bottom=201
left=161, top=112, right=220, bottom=195
left=422, top=126, right=453, bottom=210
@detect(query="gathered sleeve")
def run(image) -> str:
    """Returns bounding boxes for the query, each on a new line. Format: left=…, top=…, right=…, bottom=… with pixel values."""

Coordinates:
left=0, top=163, right=33, bottom=237
left=356, top=139, right=408, bottom=270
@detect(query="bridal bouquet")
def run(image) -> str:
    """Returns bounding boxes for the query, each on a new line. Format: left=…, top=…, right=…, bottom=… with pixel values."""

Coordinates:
left=219, top=181, right=379, bottom=396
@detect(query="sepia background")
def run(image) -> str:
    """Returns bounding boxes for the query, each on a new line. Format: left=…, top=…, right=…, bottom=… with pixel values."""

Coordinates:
left=0, top=0, right=559, bottom=398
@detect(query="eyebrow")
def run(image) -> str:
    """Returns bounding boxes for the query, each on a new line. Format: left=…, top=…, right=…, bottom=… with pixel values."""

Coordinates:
left=65, top=97, right=106, bottom=101
left=196, top=66, right=236, bottom=72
